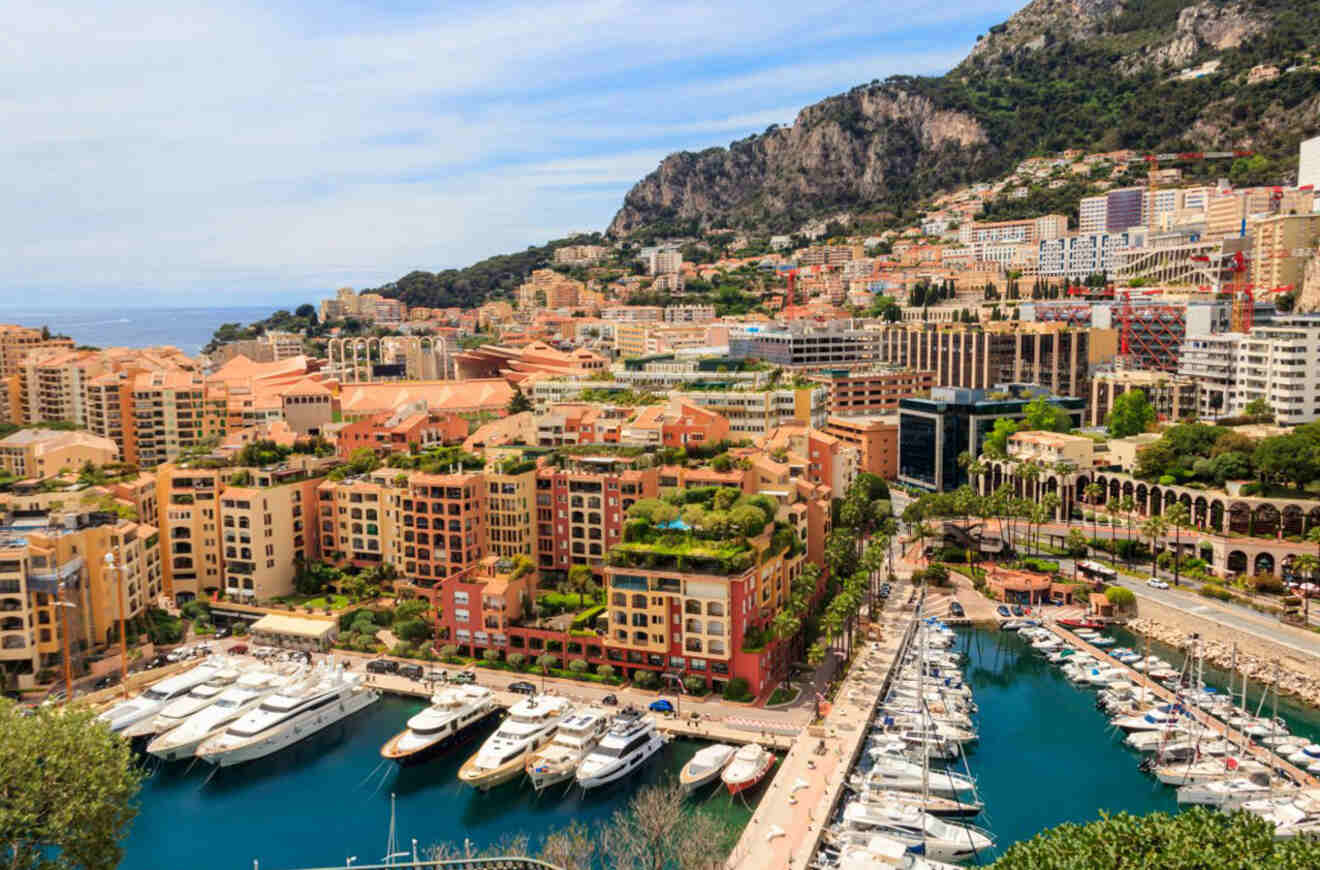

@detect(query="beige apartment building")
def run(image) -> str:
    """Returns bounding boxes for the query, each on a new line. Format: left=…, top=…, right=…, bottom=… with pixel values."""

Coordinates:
left=484, top=462, right=536, bottom=560
left=0, top=429, right=118, bottom=480
left=157, top=463, right=227, bottom=601
left=316, top=472, right=403, bottom=569
left=1088, top=369, right=1198, bottom=427
left=0, top=325, right=73, bottom=379
left=1252, top=213, right=1320, bottom=291
left=219, top=466, right=325, bottom=601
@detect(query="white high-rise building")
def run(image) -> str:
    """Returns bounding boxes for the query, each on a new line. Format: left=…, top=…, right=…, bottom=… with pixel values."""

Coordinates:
left=1300, top=135, right=1320, bottom=191
left=1180, top=320, right=1320, bottom=424
left=1079, top=195, right=1109, bottom=235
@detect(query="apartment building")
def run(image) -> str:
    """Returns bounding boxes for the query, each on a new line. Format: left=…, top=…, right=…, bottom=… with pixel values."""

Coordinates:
left=1180, top=321, right=1320, bottom=424
left=663, top=305, right=716, bottom=323
left=1206, top=188, right=1276, bottom=239
left=534, top=455, right=659, bottom=574
left=957, top=215, right=1067, bottom=245
left=1088, top=369, right=1198, bottom=427
left=0, top=326, right=74, bottom=383
left=552, top=244, right=608, bottom=265
left=676, top=385, right=827, bottom=436
left=808, top=367, right=936, bottom=416
left=1037, top=232, right=1131, bottom=279
left=602, top=306, right=663, bottom=323
left=156, top=463, right=227, bottom=602
left=210, top=332, right=305, bottom=365
left=876, top=323, right=1112, bottom=399
left=439, top=555, right=539, bottom=654
left=728, top=322, right=887, bottom=369
left=646, top=249, right=682, bottom=275
left=762, top=425, right=858, bottom=496
left=0, top=429, right=118, bottom=480
left=316, top=472, right=402, bottom=571
left=484, top=461, right=537, bottom=561
left=219, top=466, right=324, bottom=601
left=1178, top=333, right=1242, bottom=419
left=333, top=405, right=467, bottom=457
left=400, top=471, right=486, bottom=591
left=127, top=370, right=208, bottom=467
left=1252, top=213, right=1320, bottom=291
left=824, top=415, right=899, bottom=479
left=0, top=510, right=160, bottom=690
left=515, top=269, right=584, bottom=310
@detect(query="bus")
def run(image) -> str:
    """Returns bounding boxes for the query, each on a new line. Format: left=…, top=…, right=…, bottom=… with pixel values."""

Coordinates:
left=1077, top=560, right=1117, bottom=583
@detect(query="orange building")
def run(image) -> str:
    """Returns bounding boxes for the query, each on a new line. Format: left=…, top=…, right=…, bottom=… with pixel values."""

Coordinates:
left=335, top=407, right=468, bottom=457
left=824, top=415, right=899, bottom=479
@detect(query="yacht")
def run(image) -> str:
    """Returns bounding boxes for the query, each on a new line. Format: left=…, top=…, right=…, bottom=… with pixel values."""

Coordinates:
left=97, top=659, right=226, bottom=734
left=1240, top=790, right=1320, bottom=838
left=852, top=755, right=976, bottom=798
left=720, top=742, right=775, bottom=795
left=458, top=695, right=570, bottom=790
left=836, top=802, right=994, bottom=863
left=853, top=788, right=984, bottom=819
left=381, top=685, right=500, bottom=766
left=1112, top=705, right=1188, bottom=733
left=197, top=660, right=379, bottom=767
left=1153, top=755, right=1269, bottom=786
left=1125, top=726, right=1196, bottom=752
left=146, top=670, right=291, bottom=762
left=1177, top=773, right=1276, bottom=808
left=679, top=743, right=736, bottom=792
left=123, top=661, right=244, bottom=738
left=576, top=708, right=667, bottom=790
left=525, top=707, right=609, bottom=790
left=829, top=833, right=962, bottom=870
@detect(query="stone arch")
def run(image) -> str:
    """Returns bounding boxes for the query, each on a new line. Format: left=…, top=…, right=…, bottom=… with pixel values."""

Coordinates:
left=1209, top=499, right=1226, bottom=533
left=1136, top=484, right=1149, bottom=514
left=1283, top=504, right=1305, bottom=538
left=1193, top=496, right=1209, bottom=530
left=1253, top=552, right=1276, bottom=577
left=1148, top=486, right=1161, bottom=516
left=1308, top=507, right=1320, bottom=534
left=1226, top=550, right=1248, bottom=574
left=1178, top=492, right=1192, bottom=514
left=1282, top=553, right=1298, bottom=580
left=1163, top=489, right=1177, bottom=512
left=1228, top=503, right=1251, bottom=535
left=1254, top=504, right=1280, bottom=539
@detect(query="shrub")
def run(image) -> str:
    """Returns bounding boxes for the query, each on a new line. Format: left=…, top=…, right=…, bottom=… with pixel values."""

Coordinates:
left=570, top=605, right=606, bottom=631
left=482, top=649, right=500, bottom=663
left=1104, top=586, right=1136, bottom=609
left=372, top=609, right=393, bottom=626
left=937, top=547, right=966, bottom=564
left=1199, top=584, right=1233, bottom=601
left=394, top=617, right=432, bottom=643
left=633, top=670, right=658, bottom=689
left=392, top=642, right=416, bottom=658
left=567, top=659, right=588, bottom=675
left=440, top=644, right=459, bottom=662
left=596, top=664, right=615, bottom=679
left=507, top=652, right=526, bottom=670
left=233, top=623, right=248, bottom=637
left=683, top=675, right=707, bottom=694
left=394, top=599, right=429, bottom=622
left=180, top=600, right=211, bottom=621
left=723, top=677, right=753, bottom=702
left=536, top=654, right=559, bottom=671
left=1249, top=573, right=1286, bottom=595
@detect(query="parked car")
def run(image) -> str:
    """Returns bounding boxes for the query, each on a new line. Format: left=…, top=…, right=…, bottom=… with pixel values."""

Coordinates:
left=214, top=627, right=230, bottom=639
left=228, top=644, right=248, bottom=655
left=1011, top=605, right=1025, bottom=617
left=451, top=671, right=476, bottom=684
left=428, top=669, right=448, bottom=683
left=1147, top=577, right=1169, bottom=590
left=398, top=663, right=424, bottom=680
left=601, top=694, right=618, bottom=706
left=366, top=659, right=398, bottom=674
left=648, top=699, right=675, bottom=713
left=508, top=680, right=536, bottom=695
left=996, top=605, right=1011, bottom=618
left=949, top=601, right=965, bottom=618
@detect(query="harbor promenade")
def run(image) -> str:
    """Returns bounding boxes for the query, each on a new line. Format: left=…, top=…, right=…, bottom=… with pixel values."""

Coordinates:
left=1049, top=622, right=1320, bottom=788
left=724, top=584, right=918, bottom=870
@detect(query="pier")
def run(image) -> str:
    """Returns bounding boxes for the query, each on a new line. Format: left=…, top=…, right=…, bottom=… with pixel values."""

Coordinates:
left=724, top=583, right=919, bottom=870
left=1048, top=623, right=1320, bottom=788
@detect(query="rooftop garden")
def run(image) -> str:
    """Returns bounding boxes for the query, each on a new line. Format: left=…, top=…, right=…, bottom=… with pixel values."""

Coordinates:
left=1132, top=415, right=1320, bottom=497
left=607, top=487, right=782, bottom=574
left=384, top=444, right=484, bottom=474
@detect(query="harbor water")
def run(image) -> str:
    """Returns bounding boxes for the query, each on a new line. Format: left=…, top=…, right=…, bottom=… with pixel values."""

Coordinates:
left=120, top=696, right=756, bottom=870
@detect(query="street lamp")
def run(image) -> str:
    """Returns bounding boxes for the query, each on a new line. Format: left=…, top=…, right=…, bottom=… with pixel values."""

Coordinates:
left=104, top=549, right=129, bottom=699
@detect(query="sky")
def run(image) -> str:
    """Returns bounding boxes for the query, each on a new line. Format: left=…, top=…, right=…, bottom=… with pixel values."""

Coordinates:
left=2, top=0, right=1023, bottom=308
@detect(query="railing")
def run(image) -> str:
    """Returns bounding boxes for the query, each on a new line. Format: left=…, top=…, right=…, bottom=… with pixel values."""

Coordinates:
left=275, top=859, right=563, bottom=870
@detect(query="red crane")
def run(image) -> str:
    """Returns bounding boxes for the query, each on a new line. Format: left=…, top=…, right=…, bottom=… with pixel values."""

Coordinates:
left=1118, top=288, right=1161, bottom=361
left=785, top=268, right=798, bottom=308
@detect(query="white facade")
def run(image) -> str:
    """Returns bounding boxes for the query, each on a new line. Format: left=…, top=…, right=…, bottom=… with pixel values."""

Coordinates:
left=1037, top=232, right=1130, bottom=279
left=1079, top=196, right=1109, bottom=235
left=1301, top=136, right=1320, bottom=191
left=1179, top=324, right=1320, bottom=424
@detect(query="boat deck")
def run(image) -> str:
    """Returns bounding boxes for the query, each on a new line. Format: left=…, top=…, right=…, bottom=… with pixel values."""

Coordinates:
left=1048, top=623, right=1320, bottom=788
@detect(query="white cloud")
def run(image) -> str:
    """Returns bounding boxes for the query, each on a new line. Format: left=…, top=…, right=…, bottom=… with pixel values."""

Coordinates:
left=0, top=0, right=1020, bottom=303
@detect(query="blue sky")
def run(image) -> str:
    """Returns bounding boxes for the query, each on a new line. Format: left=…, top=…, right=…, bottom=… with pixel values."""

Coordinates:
left=2, top=0, right=1022, bottom=307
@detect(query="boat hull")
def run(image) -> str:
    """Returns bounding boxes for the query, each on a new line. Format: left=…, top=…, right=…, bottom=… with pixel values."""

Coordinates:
left=380, top=707, right=502, bottom=767
left=578, top=735, right=666, bottom=790
left=199, top=689, right=379, bottom=767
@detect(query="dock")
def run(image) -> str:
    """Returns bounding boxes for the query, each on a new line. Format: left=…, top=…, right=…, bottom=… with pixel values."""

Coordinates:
left=1048, top=623, right=1320, bottom=788
left=724, top=584, right=919, bottom=870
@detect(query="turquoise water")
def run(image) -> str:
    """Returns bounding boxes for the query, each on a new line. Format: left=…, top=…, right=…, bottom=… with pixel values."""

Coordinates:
left=120, top=697, right=756, bottom=870
left=952, top=628, right=1177, bottom=862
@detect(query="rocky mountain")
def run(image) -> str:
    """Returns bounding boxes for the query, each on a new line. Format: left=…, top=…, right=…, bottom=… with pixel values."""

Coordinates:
left=609, top=0, right=1320, bottom=236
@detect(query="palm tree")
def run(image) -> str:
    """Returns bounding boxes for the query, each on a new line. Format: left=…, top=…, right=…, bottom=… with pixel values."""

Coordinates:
left=1018, top=460, right=1041, bottom=503
left=1120, top=495, right=1137, bottom=567
left=1142, top=516, right=1168, bottom=574
left=1052, top=462, right=1075, bottom=518
left=1293, top=553, right=1319, bottom=625
left=1083, top=483, right=1104, bottom=548
left=1165, top=503, right=1192, bottom=587
left=1106, top=497, right=1125, bottom=565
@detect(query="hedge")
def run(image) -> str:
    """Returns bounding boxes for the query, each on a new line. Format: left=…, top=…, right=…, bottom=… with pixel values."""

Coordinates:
left=570, top=605, right=606, bottom=630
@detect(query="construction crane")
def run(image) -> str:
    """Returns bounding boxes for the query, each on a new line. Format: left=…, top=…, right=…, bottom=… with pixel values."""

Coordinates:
left=784, top=268, right=798, bottom=308
left=1228, top=251, right=1251, bottom=332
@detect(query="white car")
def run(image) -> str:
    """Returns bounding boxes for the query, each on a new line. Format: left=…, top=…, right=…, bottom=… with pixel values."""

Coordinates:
left=1146, top=578, right=1169, bottom=590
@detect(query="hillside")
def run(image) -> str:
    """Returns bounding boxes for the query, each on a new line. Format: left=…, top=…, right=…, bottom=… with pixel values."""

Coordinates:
left=609, top=0, right=1320, bottom=236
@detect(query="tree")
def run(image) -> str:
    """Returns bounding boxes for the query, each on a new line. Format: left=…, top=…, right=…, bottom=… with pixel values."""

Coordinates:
left=538, top=820, right=597, bottom=870
left=991, top=807, right=1320, bottom=870
left=508, top=384, right=533, bottom=414
left=1119, top=495, right=1137, bottom=566
left=1254, top=433, right=1319, bottom=492
left=1164, top=503, right=1191, bottom=587
left=1023, top=395, right=1072, bottom=433
left=567, top=564, right=594, bottom=608
left=982, top=418, right=1021, bottom=457
left=0, top=699, right=143, bottom=870
left=1141, top=516, right=1167, bottom=570
left=1105, top=585, right=1136, bottom=611
left=1083, top=482, right=1103, bottom=544
left=1065, top=528, right=1088, bottom=558
left=1106, top=389, right=1155, bottom=438
left=1134, top=442, right=1176, bottom=480
left=1244, top=397, right=1273, bottom=419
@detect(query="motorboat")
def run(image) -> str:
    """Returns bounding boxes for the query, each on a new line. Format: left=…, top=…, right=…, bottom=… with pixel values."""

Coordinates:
left=1045, top=648, right=1077, bottom=664
left=1089, top=636, right=1116, bottom=647
left=830, top=833, right=962, bottom=870
left=1081, top=666, right=1128, bottom=688
left=97, top=659, right=227, bottom=734
left=197, top=660, right=378, bottom=767
left=1112, top=705, right=1189, bottom=733
left=1144, top=738, right=1235, bottom=766
left=854, top=755, right=976, bottom=798
left=525, top=707, right=610, bottom=790
left=1177, top=773, right=1276, bottom=808
left=876, top=705, right=974, bottom=731
left=1058, top=618, right=1105, bottom=630
left=1240, top=790, right=1320, bottom=839
left=380, top=685, right=501, bottom=766
left=1153, top=755, right=1270, bottom=786
left=146, top=670, right=291, bottom=762
left=853, top=788, right=984, bottom=819
left=679, top=743, right=737, bottom=792
left=1285, top=744, right=1320, bottom=767
left=576, top=708, right=666, bottom=790
left=123, top=662, right=244, bottom=738
left=1125, top=727, right=1196, bottom=752
left=875, top=731, right=960, bottom=761
left=457, top=695, right=570, bottom=790
left=836, top=802, right=994, bottom=863
left=720, top=743, right=775, bottom=795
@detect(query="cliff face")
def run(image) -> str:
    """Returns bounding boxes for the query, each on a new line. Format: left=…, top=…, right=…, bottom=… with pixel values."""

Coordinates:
left=611, top=0, right=1305, bottom=236
left=608, top=90, right=989, bottom=235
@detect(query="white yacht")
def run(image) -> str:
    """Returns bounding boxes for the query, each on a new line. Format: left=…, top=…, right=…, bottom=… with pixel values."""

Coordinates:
left=1177, top=774, right=1276, bottom=808
left=831, top=833, right=962, bottom=870
left=836, top=802, right=994, bottom=863
left=525, top=707, right=609, bottom=790
left=458, top=695, right=570, bottom=790
left=97, top=659, right=226, bottom=734
left=380, top=685, right=500, bottom=767
left=123, top=661, right=244, bottom=738
left=1153, top=755, right=1269, bottom=786
left=1112, top=706, right=1187, bottom=733
left=852, top=755, right=976, bottom=798
left=1125, top=726, right=1196, bottom=752
left=197, top=660, right=379, bottom=767
left=576, top=708, right=666, bottom=790
left=679, top=743, right=736, bottom=792
left=147, top=670, right=292, bottom=762
left=1240, top=789, right=1320, bottom=838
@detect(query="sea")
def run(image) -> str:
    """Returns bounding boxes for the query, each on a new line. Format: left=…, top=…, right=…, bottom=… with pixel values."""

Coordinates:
left=0, top=305, right=282, bottom=356
left=119, top=628, right=1320, bottom=870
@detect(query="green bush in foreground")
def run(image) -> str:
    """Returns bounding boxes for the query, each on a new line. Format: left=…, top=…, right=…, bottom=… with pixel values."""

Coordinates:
left=991, top=808, right=1320, bottom=869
